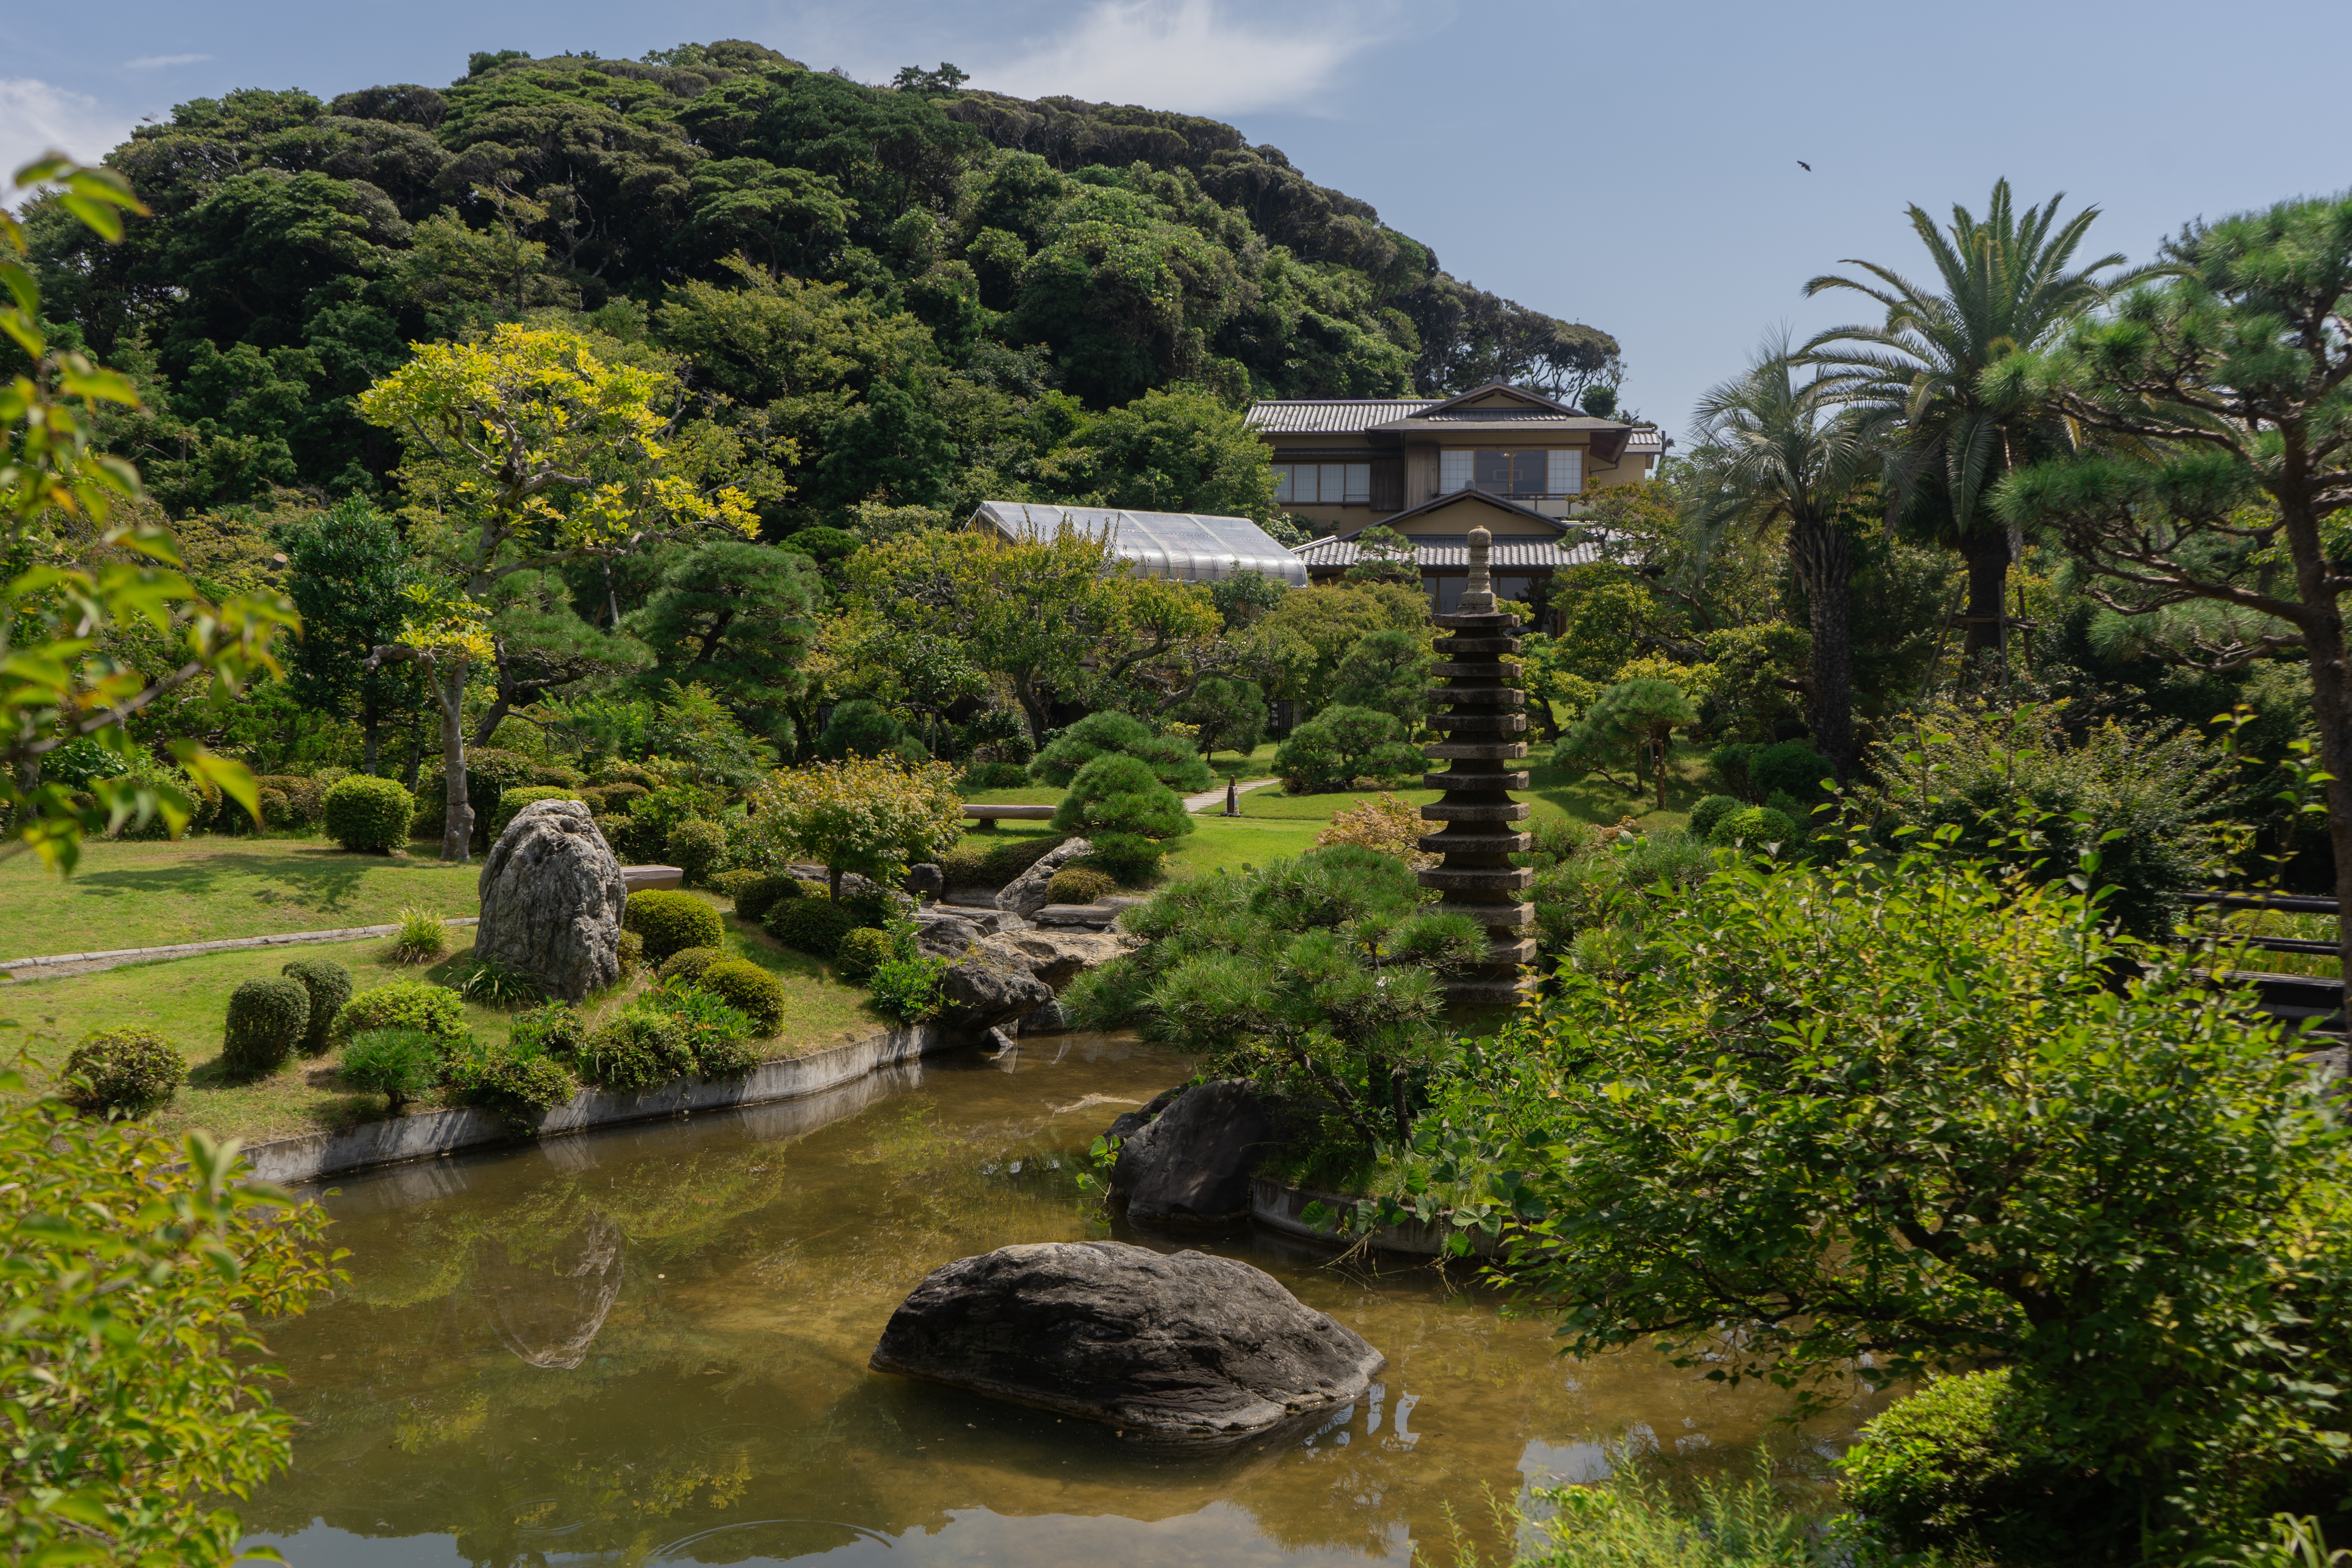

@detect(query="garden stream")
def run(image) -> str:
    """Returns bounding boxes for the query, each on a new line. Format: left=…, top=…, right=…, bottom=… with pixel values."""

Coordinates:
left=238, top=1036, right=1887, bottom=1566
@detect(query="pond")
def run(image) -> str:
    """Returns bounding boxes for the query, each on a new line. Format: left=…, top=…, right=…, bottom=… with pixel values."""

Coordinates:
left=239, top=1036, right=1886, bottom=1566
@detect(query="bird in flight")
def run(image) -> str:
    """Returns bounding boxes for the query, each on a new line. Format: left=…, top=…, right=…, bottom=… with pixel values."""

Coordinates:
left=1797, top=160, right=1812, bottom=171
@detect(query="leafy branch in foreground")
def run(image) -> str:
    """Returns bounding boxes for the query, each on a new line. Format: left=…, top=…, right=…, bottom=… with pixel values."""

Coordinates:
left=3, top=153, right=293, bottom=869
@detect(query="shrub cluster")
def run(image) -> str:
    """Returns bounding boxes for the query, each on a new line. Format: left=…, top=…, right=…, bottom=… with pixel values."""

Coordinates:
left=938, top=833, right=1068, bottom=888
left=221, top=977, right=311, bottom=1078
left=1273, top=705, right=1421, bottom=792
left=1029, top=711, right=1212, bottom=792
left=341, top=1028, right=444, bottom=1111
left=642, top=981, right=759, bottom=1074
left=834, top=927, right=894, bottom=980
left=867, top=956, right=949, bottom=1023
left=330, top=981, right=470, bottom=1046
left=576, top=1008, right=697, bottom=1092
left=445, top=1038, right=578, bottom=1122
left=1044, top=866, right=1118, bottom=904
left=280, top=958, right=353, bottom=1055
left=728, top=871, right=806, bottom=924
left=665, top=818, right=729, bottom=886
left=1710, top=805, right=1795, bottom=849
left=699, top=959, right=786, bottom=1035
left=960, top=760, right=1029, bottom=789
left=322, top=774, right=414, bottom=853
left=62, top=1027, right=184, bottom=1114
left=624, top=889, right=725, bottom=962
left=490, top=786, right=583, bottom=836
left=766, top=894, right=860, bottom=960
left=657, top=946, right=724, bottom=984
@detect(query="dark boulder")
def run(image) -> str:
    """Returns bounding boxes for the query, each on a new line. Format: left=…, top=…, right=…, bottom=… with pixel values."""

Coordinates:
left=1109, top=1080, right=1274, bottom=1225
left=934, top=939, right=1053, bottom=1037
left=869, top=1240, right=1383, bottom=1444
left=473, top=800, right=626, bottom=1000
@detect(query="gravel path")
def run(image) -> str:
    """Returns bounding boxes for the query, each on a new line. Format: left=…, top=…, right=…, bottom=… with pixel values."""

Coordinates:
left=1183, top=779, right=1280, bottom=815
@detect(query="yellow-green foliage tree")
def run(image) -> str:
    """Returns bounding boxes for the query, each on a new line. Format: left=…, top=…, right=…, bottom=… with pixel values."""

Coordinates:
left=740, top=754, right=964, bottom=896
left=2, top=155, right=292, bottom=868
left=358, top=324, right=771, bottom=860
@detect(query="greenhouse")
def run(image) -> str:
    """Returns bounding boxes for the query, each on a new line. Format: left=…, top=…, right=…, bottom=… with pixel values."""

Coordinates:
left=967, top=501, right=1309, bottom=586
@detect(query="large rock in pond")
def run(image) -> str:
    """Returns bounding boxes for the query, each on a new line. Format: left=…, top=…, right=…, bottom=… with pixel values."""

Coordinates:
left=869, top=1240, right=1383, bottom=1444
left=1001, top=929, right=1127, bottom=992
left=473, top=800, right=627, bottom=1000
left=934, top=938, right=1054, bottom=1038
left=1109, top=1080, right=1275, bottom=1225
left=995, top=837, right=1094, bottom=918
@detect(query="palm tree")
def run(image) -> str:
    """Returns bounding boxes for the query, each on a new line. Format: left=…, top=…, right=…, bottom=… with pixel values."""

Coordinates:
left=1799, top=180, right=2154, bottom=675
left=1689, top=333, right=1887, bottom=774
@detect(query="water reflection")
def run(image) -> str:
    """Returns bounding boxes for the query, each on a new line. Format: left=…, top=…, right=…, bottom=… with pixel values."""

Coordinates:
left=240, top=1036, right=1890, bottom=1566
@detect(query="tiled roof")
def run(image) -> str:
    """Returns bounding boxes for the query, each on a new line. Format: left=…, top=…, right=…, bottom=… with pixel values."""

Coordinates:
left=969, top=501, right=1308, bottom=586
left=1246, top=399, right=1435, bottom=433
left=1292, top=537, right=1603, bottom=570
left=1626, top=427, right=1667, bottom=453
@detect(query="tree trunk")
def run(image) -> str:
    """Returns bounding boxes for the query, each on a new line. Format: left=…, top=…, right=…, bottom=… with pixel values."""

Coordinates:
left=1959, top=526, right=2012, bottom=675
left=828, top=863, right=843, bottom=899
left=1014, top=676, right=1053, bottom=750
left=2280, top=501, right=2352, bottom=980
left=436, top=662, right=473, bottom=864
left=401, top=723, right=423, bottom=791
left=1789, top=516, right=1856, bottom=774
left=360, top=690, right=381, bottom=777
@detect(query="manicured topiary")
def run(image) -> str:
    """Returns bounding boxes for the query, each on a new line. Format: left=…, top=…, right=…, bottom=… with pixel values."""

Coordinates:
left=577, top=1008, right=693, bottom=1092
left=1688, top=794, right=1743, bottom=842
left=698, top=958, right=787, bottom=1036
left=658, top=946, right=724, bottom=984
left=665, top=818, right=729, bottom=886
left=1710, top=806, right=1797, bottom=849
left=322, top=774, right=416, bottom=853
left=490, top=785, right=583, bottom=836
left=330, top=980, right=470, bottom=1046
left=834, top=927, right=894, bottom=981
left=508, top=1002, right=586, bottom=1059
left=222, top=977, right=310, bottom=1078
left=624, top=889, right=726, bottom=963
left=281, top=957, right=354, bottom=1056
left=1751, top=740, right=1833, bottom=800
left=255, top=787, right=290, bottom=831
left=1045, top=866, right=1118, bottom=905
left=62, top=1027, right=184, bottom=1114
left=766, top=895, right=859, bottom=960
left=341, top=1027, right=445, bottom=1112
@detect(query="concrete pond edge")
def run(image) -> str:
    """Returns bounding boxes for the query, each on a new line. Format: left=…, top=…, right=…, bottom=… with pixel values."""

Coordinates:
left=243, top=1019, right=952, bottom=1187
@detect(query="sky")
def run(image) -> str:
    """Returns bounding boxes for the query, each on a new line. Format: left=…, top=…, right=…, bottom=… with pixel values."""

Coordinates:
left=5, top=0, right=2345, bottom=445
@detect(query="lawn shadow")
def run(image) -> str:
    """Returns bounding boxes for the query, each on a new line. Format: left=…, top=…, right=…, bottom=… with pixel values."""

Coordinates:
left=64, top=843, right=463, bottom=922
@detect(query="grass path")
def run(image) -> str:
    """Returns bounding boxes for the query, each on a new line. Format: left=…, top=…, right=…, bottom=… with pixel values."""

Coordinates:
left=0, top=836, right=481, bottom=957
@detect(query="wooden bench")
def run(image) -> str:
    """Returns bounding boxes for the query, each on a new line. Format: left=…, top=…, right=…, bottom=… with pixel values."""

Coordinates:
left=962, top=804, right=1055, bottom=831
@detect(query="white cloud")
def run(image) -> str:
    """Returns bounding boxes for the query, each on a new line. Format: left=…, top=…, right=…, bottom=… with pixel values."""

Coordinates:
left=979, top=0, right=1396, bottom=117
left=126, top=54, right=211, bottom=70
left=0, top=79, right=136, bottom=194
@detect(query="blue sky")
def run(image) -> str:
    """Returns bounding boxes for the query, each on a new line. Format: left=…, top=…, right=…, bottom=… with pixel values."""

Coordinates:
left=6, top=0, right=2343, bottom=442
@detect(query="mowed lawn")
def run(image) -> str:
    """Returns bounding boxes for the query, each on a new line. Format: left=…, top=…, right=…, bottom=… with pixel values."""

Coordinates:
left=0, top=835, right=483, bottom=958
left=1211, top=748, right=1711, bottom=835
left=4, top=891, right=889, bottom=1145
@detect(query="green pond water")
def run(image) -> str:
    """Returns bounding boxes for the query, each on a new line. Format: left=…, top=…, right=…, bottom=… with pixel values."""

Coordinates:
left=239, top=1035, right=1887, bottom=1566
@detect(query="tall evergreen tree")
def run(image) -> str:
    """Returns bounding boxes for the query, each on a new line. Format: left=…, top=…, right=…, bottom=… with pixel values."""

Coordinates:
left=272, top=499, right=417, bottom=774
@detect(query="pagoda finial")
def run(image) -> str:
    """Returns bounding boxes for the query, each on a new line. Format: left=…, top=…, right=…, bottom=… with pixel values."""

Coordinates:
left=1460, top=525, right=1495, bottom=612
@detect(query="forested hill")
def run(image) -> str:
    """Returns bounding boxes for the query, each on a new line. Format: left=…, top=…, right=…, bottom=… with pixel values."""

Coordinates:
left=24, top=40, right=1620, bottom=528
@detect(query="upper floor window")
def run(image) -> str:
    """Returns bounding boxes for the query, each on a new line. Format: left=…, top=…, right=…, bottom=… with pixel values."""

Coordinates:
left=1275, top=462, right=1370, bottom=505
left=1441, top=448, right=1583, bottom=497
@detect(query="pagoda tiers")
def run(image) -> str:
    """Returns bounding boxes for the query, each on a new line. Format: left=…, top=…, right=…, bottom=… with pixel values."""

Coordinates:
left=1416, top=526, right=1537, bottom=1005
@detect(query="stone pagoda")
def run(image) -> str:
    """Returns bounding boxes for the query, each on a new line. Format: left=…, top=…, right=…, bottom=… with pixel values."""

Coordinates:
left=1417, top=526, right=1535, bottom=1005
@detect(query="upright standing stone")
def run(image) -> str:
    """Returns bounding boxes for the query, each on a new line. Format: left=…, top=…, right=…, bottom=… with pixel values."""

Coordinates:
left=1418, top=526, right=1536, bottom=1005
left=474, top=800, right=628, bottom=1000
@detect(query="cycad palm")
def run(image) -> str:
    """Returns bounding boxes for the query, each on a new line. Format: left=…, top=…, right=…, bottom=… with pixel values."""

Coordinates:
left=1800, top=179, right=2151, bottom=671
left=1690, top=333, right=1884, bottom=772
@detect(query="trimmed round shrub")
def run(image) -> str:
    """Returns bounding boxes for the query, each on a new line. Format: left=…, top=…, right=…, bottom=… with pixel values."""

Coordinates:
left=1045, top=866, right=1118, bottom=905
left=1838, top=1370, right=2130, bottom=1559
left=508, top=1002, right=586, bottom=1058
left=665, top=818, right=729, bottom=886
left=491, top=785, right=582, bottom=836
left=341, top=1027, right=445, bottom=1112
left=834, top=927, right=894, bottom=981
left=737, top=873, right=809, bottom=925
left=1710, top=805, right=1797, bottom=849
left=1688, top=794, right=1743, bottom=842
left=330, top=980, right=470, bottom=1047
left=579, top=1008, right=693, bottom=1092
left=699, top=958, right=787, bottom=1036
left=657, top=946, right=724, bottom=984
left=624, top=889, right=725, bottom=962
left=62, top=1027, right=183, bottom=1114
left=766, top=895, right=859, bottom=960
left=255, top=787, right=290, bottom=830
left=322, top=774, right=414, bottom=853
left=222, top=977, right=310, bottom=1078
left=1706, top=742, right=1762, bottom=802
left=1751, top=740, right=1833, bottom=800
left=1084, top=832, right=1165, bottom=885
left=444, top=1037, right=577, bottom=1123
left=281, top=958, right=353, bottom=1056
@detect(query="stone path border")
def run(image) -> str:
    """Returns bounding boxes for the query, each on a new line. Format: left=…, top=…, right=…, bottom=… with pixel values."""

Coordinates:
left=240, top=1020, right=948, bottom=1186
left=1184, top=778, right=1279, bottom=814
left=1, top=919, right=481, bottom=978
